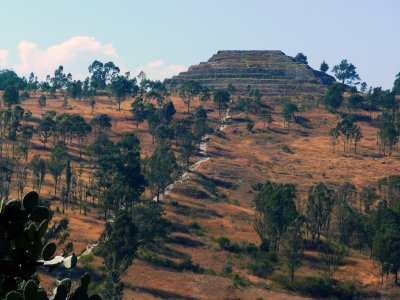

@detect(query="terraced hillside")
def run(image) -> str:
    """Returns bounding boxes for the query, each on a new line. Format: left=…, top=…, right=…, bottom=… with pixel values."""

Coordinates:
left=165, top=50, right=335, bottom=99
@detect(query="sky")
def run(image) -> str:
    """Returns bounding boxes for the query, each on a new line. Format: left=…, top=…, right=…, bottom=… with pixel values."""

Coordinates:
left=0, top=0, right=399, bottom=89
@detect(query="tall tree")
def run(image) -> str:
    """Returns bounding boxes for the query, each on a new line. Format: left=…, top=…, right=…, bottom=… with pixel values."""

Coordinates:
left=305, top=182, right=334, bottom=244
left=145, top=144, right=178, bottom=201
left=294, top=53, right=308, bottom=64
left=47, top=141, right=67, bottom=195
left=325, top=83, right=344, bottom=112
left=332, top=59, right=360, bottom=85
left=254, top=181, right=298, bottom=251
left=282, top=103, right=298, bottom=131
left=179, top=80, right=201, bottom=114
left=3, top=86, right=19, bottom=107
left=280, top=219, right=304, bottom=281
left=320, top=61, right=329, bottom=73
left=99, top=211, right=138, bottom=299
left=213, top=90, right=231, bottom=124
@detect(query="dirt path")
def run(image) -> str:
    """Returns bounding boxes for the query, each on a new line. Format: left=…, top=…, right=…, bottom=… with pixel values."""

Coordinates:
left=153, top=105, right=232, bottom=202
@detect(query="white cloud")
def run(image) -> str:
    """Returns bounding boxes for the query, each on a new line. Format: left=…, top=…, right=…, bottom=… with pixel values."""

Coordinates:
left=135, top=60, right=187, bottom=81
left=0, top=49, right=9, bottom=67
left=14, top=36, right=118, bottom=78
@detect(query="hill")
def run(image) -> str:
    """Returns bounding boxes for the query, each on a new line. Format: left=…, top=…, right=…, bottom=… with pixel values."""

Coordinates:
left=165, top=50, right=335, bottom=101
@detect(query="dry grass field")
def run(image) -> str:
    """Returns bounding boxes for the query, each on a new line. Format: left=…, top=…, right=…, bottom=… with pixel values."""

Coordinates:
left=3, top=91, right=400, bottom=299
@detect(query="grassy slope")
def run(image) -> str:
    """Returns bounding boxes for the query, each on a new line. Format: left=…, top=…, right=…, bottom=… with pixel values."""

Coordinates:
left=4, top=92, right=400, bottom=299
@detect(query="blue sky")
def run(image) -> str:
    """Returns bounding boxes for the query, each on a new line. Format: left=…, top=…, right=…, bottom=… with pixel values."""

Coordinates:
left=0, top=0, right=399, bottom=89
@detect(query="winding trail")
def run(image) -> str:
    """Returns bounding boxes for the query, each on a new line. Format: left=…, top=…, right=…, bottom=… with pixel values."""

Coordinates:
left=152, top=105, right=232, bottom=202
left=78, top=106, right=233, bottom=258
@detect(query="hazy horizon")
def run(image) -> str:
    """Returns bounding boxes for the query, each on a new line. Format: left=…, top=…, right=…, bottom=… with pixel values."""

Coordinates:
left=0, top=0, right=399, bottom=89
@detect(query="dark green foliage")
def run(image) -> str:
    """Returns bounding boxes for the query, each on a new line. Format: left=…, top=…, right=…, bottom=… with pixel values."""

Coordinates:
left=137, top=247, right=203, bottom=273
left=249, top=251, right=277, bottom=278
left=90, top=114, right=112, bottom=135
left=213, top=90, right=230, bottom=123
left=305, top=183, right=334, bottom=244
left=393, top=72, right=400, bottom=95
left=332, top=118, right=362, bottom=153
left=254, top=181, right=298, bottom=251
left=88, top=60, right=120, bottom=90
left=0, top=70, right=27, bottom=90
left=320, top=61, right=329, bottom=73
left=3, top=86, right=20, bottom=107
left=281, top=219, right=304, bottom=281
left=294, top=53, right=308, bottom=64
left=332, top=59, right=361, bottom=85
left=179, top=80, right=201, bottom=114
left=38, top=95, right=46, bottom=109
left=144, top=144, right=177, bottom=201
left=282, top=103, right=298, bottom=130
left=319, top=239, right=346, bottom=283
left=110, top=74, right=137, bottom=110
left=324, top=83, right=344, bottom=112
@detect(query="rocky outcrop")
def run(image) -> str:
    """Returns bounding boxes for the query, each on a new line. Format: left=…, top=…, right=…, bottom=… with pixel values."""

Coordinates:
left=165, top=50, right=335, bottom=98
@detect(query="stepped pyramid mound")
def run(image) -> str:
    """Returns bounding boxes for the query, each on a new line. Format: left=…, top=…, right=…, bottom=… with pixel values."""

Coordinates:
left=165, top=50, right=335, bottom=98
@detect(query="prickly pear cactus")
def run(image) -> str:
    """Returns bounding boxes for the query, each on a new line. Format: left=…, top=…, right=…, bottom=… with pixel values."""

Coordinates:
left=0, top=191, right=101, bottom=300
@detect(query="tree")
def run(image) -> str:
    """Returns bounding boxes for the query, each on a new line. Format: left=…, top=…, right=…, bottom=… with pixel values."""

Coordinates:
left=282, top=103, right=298, bottom=131
left=113, top=132, right=146, bottom=209
left=200, top=86, right=211, bottom=105
left=90, top=114, right=112, bottom=135
left=161, top=101, right=176, bottom=124
left=99, top=210, right=138, bottom=299
left=172, top=118, right=197, bottom=169
left=193, top=107, right=208, bottom=139
left=320, top=61, right=329, bottom=73
left=371, top=203, right=400, bottom=283
left=333, top=118, right=363, bottom=154
left=319, top=240, right=346, bottom=284
left=376, top=113, right=397, bottom=156
left=254, top=180, right=298, bottom=251
left=154, top=124, right=174, bottom=145
left=325, top=83, right=344, bottom=111
left=88, top=60, right=120, bottom=90
left=3, top=86, right=19, bottom=107
left=280, top=219, right=304, bottom=281
left=227, top=83, right=237, bottom=96
left=360, top=186, right=379, bottom=214
left=38, top=94, right=46, bottom=109
left=332, top=59, right=360, bottom=85
left=47, top=141, right=67, bottom=194
left=305, top=182, right=334, bottom=244
left=111, top=74, right=137, bottom=110
left=31, top=155, right=47, bottom=193
left=360, top=82, right=368, bottom=93
left=259, top=109, right=272, bottom=128
left=393, top=72, right=400, bottom=95
left=179, top=80, right=201, bottom=114
left=213, top=90, right=231, bottom=124
left=131, top=97, right=147, bottom=128
left=145, top=144, right=178, bottom=201
left=347, top=93, right=364, bottom=113
left=71, top=115, right=92, bottom=158
left=37, top=116, right=56, bottom=149
left=294, top=53, right=308, bottom=64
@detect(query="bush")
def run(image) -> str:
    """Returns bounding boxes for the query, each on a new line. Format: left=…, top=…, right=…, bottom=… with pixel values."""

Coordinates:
left=216, top=236, right=231, bottom=250
left=232, top=273, right=250, bottom=287
left=281, top=144, right=294, bottom=154
left=249, top=251, right=277, bottom=278
left=137, top=246, right=204, bottom=273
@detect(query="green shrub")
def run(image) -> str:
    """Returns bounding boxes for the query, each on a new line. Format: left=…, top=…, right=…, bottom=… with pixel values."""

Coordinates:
left=281, top=144, right=294, bottom=154
left=249, top=251, right=277, bottom=278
